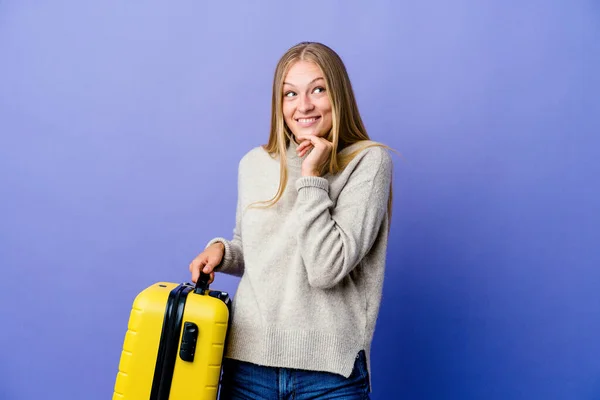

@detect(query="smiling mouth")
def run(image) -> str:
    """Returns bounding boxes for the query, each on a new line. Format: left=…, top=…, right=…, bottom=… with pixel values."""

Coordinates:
left=295, top=117, right=320, bottom=123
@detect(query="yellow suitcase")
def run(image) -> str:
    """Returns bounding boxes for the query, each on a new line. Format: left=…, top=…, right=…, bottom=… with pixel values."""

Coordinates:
left=113, top=274, right=231, bottom=400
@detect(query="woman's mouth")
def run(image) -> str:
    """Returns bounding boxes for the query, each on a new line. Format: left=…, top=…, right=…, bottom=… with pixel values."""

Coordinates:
left=295, top=116, right=321, bottom=127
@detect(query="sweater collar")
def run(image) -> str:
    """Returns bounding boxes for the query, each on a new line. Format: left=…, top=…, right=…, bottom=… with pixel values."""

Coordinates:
left=285, top=137, right=308, bottom=170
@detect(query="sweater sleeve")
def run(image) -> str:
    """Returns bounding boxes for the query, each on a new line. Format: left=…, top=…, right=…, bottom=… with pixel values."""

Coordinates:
left=205, top=163, right=245, bottom=277
left=294, top=147, right=392, bottom=289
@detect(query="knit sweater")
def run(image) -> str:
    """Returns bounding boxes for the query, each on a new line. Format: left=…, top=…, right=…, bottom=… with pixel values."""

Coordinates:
left=206, top=138, right=392, bottom=382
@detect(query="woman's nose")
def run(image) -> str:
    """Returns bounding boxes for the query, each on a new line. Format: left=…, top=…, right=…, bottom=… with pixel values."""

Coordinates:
left=298, top=93, right=315, bottom=113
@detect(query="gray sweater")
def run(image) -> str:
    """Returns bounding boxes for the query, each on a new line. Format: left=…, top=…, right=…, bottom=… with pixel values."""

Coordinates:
left=206, top=138, right=392, bottom=380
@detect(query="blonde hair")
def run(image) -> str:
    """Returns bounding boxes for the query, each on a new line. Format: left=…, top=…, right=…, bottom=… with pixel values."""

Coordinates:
left=258, top=41, right=394, bottom=222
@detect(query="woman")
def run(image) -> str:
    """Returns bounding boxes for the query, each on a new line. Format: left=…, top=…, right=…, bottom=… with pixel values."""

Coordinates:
left=189, top=41, right=393, bottom=399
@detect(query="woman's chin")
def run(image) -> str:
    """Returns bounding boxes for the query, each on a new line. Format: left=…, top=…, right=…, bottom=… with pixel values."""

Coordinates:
left=293, top=130, right=324, bottom=141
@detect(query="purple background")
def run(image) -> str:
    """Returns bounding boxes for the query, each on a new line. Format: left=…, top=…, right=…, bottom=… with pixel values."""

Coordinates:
left=1, top=1, right=599, bottom=399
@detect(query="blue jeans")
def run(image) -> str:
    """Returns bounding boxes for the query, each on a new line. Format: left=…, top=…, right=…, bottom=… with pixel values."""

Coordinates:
left=219, top=351, right=371, bottom=400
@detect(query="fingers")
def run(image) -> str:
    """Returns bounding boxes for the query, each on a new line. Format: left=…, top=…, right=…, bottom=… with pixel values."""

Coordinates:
left=297, top=135, right=334, bottom=177
left=296, top=135, right=334, bottom=158
left=298, top=144, right=313, bottom=157
left=300, top=137, right=332, bottom=159
left=189, top=256, right=219, bottom=285
left=190, top=263, right=202, bottom=283
left=202, top=262, right=215, bottom=274
left=296, top=138, right=312, bottom=150
left=189, top=257, right=204, bottom=283
left=313, top=136, right=333, bottom=150
left=296, top=140, right=312, bottom=154
left=191, top=264, right=216, bottom=283
left=189, top=244, right=224, bottom=285
left=189, top=257, right=199, bottom=275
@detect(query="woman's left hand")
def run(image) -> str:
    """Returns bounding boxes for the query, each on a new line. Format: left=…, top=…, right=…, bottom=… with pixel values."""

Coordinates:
left=296, top=135, right=333, bottom=177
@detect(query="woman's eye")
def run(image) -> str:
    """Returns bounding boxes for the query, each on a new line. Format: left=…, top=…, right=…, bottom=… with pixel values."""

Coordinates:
left=313, top=86, right=326, bottom=94
left=284, top=91, right=296, bottom=97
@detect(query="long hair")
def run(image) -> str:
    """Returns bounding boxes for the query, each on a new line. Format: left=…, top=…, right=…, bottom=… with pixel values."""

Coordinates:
left=258, top=41, right=394, bottom=223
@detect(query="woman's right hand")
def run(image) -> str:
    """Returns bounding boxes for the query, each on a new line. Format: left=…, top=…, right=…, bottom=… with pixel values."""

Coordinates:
left=189, top=242, right=225, bottom=285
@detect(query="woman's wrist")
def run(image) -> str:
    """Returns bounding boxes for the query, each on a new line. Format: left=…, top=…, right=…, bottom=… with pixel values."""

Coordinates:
left=301, top=169, right=320, bottom=177
left=211, top=242, right=225, bottom=252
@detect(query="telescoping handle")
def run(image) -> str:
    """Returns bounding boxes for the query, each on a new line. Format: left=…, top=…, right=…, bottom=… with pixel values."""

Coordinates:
left=194, top=271, right=211, bottom=294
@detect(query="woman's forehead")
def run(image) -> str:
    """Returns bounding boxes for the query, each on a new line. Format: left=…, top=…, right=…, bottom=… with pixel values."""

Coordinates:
left=284, top=61, right=324, bottom=86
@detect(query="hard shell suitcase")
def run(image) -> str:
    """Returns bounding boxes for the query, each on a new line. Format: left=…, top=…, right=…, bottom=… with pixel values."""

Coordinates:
left=113, top=273, right=231, bottom=400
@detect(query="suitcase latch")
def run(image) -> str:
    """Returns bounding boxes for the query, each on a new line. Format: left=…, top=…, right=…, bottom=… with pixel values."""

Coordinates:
left=179, top=322, right=199, bottom=362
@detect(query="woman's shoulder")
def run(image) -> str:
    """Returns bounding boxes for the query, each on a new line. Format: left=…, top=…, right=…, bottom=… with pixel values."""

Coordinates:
left=239, top=145, right=274, bottom=168
left=340, top=141, right=393, bottom=171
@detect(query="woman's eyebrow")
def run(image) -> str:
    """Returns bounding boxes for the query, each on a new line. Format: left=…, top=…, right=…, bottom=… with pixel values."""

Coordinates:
left=283, top=77, right=325, bottom=87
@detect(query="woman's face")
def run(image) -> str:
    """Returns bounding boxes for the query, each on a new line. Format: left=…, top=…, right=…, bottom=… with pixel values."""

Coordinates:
left=282, top=61, right=333, bottom=143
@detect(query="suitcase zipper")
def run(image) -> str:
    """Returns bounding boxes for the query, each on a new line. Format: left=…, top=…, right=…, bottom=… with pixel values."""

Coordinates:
left=149, top=284, right=192, bottom=400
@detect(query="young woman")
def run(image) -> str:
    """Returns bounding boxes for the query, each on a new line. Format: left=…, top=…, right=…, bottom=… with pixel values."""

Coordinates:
left=189, top=41, right=393, bottom=399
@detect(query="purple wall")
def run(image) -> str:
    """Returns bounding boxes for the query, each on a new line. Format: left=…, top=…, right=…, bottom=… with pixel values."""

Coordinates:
left=1, top=1, right=599, bottom=399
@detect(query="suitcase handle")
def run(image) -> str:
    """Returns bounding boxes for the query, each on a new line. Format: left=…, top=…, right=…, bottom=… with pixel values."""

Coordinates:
left=194, top=271, right=211, bottom=294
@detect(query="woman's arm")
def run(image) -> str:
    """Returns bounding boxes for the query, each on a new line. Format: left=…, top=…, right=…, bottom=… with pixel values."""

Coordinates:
left=294, top=147, right=392, bottom=289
